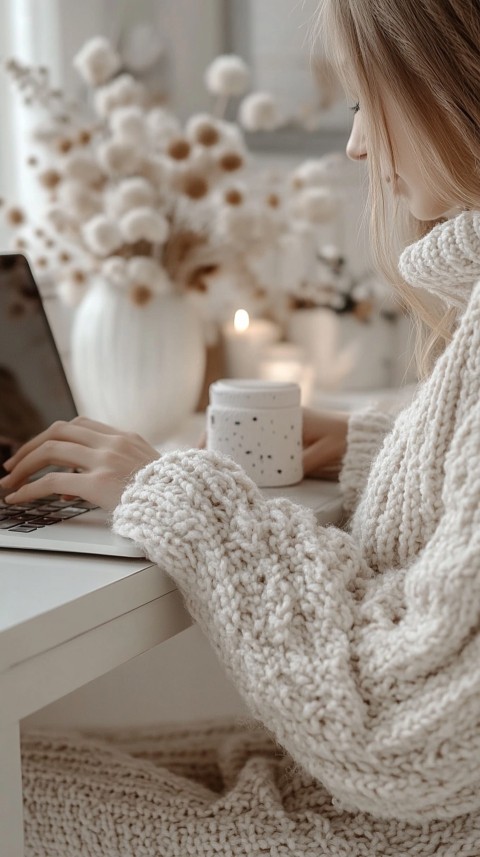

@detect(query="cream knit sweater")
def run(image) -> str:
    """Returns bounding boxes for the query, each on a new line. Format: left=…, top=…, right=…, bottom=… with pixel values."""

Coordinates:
left=22, top=211, right=480, bottom=856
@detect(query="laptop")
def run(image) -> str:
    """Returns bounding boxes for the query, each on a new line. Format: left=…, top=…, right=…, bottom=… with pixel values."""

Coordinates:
left=0, top=254, right=144, bottom=557
left=0, top=254, right=346, bottom=557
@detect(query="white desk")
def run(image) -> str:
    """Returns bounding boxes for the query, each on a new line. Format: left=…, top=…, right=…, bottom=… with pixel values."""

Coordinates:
left=0, top=479, right=343, bottom=856
left=0, top=551, right=193, bottom=856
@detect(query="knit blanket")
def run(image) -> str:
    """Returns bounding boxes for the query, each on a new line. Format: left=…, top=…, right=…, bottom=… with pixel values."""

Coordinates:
left=22, top=717, right=480, bottom=856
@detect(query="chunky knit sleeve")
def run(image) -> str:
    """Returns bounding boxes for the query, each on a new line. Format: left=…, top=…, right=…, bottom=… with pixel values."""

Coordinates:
left=338, top=407, right=394, bottom=515
left=112, top=402, right=480, bottom=824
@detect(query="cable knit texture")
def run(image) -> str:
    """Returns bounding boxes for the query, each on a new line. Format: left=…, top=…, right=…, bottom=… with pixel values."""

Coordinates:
left=339, top=407, right=394, bottom=515
left=22, top=211, right=480, bottom=856
left=398, top=209, right=480, bottom=309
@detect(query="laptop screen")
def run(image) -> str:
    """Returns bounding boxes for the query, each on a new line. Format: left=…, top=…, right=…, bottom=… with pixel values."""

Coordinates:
left=0, top=254, right=78, bottom=475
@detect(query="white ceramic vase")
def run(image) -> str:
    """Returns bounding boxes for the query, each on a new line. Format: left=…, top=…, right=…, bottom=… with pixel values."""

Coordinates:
left=71, top=280, right=206, bottom=443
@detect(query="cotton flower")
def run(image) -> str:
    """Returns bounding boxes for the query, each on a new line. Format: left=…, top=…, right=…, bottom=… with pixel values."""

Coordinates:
left=162, top=156, right=191, bottom=191
left=97, top=139, right=140, bottom=176
left=129, top=284, right=153, bottom=305
left=127, top=256, right=160, bottom=287
left=188, top=146, right=217, bottom=179
left=185, top=114, right=221, bottom=147
left=94, top=74, right=145, bottom=118
left=5, top=206, right=26, bottom=226
left=77, top=128, right=93, bottom=147
left=186, top=117, right=246, bottom=164
left=245, top=243, right=279, bottom=290
left=204, top=55, right=250, bottom=97
left=216, top=193, right=262, bottom=245
left=56, top=137, right=74, bottom=156
left=127, top=257, right=172, bottom=295
left=82, top=215, right=122, bottom=256
left=101, top=256, right=127, bottom=286
left=223, top=184, right=246, bottom=207
left=120, top=207, right=169, bottom=244
left=46, top=206, right=75, bottom=233
left=214, top=128, right=248, bottom=173
left=147, top=107, right=181, bottom=144
left=217, top=120, right=246, bottom=149
left=63, top=152, right=104, bottom=185
left=320, top=244, right=344, bottom=266
left=139, top=156, right=170, bottom=190
left=292, top=188, right=340, bottom=223
left=351, top=282, right=372, bottom=303
left=320, top=151, right=349, bottom=173
left=122, top=23, right=164, bottom=73
left=110, top=106, right=146, bottom=143
left=73, top=36, right=121, bottom=87
left=291, top=159, right=331, bottom=190
left=110, top=177, right=156, bottom=217
left=218, top=150, right=245, bottom=173
left=293, top=153, right=352, bottom=191
left=265, top=192, right=282, bottom=210
left=177, top=172, right=210, bottom=201
left=238, top=92, right=281, bottom=132
left=59, top=181, right=101, bottom=221
left=166, top=138, right=191, bottom=161
left=38, top=169, right=62, bottom=190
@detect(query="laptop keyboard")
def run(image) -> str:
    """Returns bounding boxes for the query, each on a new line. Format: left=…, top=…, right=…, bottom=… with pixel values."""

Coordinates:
left=0, top=497, right=98, bottom=533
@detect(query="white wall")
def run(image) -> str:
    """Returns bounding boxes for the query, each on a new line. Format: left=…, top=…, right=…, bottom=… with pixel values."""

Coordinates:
left=2, top=0, right=108, bottom=211
left=234, top=0, right=352, bottom=131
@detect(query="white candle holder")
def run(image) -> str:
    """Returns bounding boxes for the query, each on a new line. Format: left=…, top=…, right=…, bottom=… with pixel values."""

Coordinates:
left=259, top=343, right=315, bottom=406
left=222, top=310, right=280, bottom=379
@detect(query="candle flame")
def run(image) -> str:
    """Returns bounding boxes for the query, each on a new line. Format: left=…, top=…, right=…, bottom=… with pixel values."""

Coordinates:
left=234, top=309, right=250, bottom=332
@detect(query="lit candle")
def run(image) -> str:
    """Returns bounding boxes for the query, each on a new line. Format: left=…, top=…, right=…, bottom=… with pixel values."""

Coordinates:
left=222, top=309, right=280, bottom=379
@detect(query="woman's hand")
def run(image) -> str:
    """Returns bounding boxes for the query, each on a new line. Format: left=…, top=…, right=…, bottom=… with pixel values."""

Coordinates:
left=0, top=416, right=160, bottom=511
left=302, top=407, right=349, bottom=480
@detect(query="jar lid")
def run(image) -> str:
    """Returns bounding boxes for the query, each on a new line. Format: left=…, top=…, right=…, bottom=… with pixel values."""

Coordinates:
left=209, top=379, right=301, bottom=409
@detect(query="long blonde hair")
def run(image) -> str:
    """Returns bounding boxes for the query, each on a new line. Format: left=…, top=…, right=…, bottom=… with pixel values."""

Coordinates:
left=314, top=0, right=480, bottom=377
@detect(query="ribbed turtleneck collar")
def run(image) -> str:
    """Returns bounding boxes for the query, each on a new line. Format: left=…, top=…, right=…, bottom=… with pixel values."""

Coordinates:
left=398, top=210, right=480, bottom=311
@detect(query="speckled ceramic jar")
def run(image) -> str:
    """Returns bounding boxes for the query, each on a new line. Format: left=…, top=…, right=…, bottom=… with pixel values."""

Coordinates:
left=206, top=379, right=303, bottom=487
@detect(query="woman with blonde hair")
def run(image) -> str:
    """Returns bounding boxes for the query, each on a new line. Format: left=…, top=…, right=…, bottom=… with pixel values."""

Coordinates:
left=7, top=1, right=480, bottom=853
